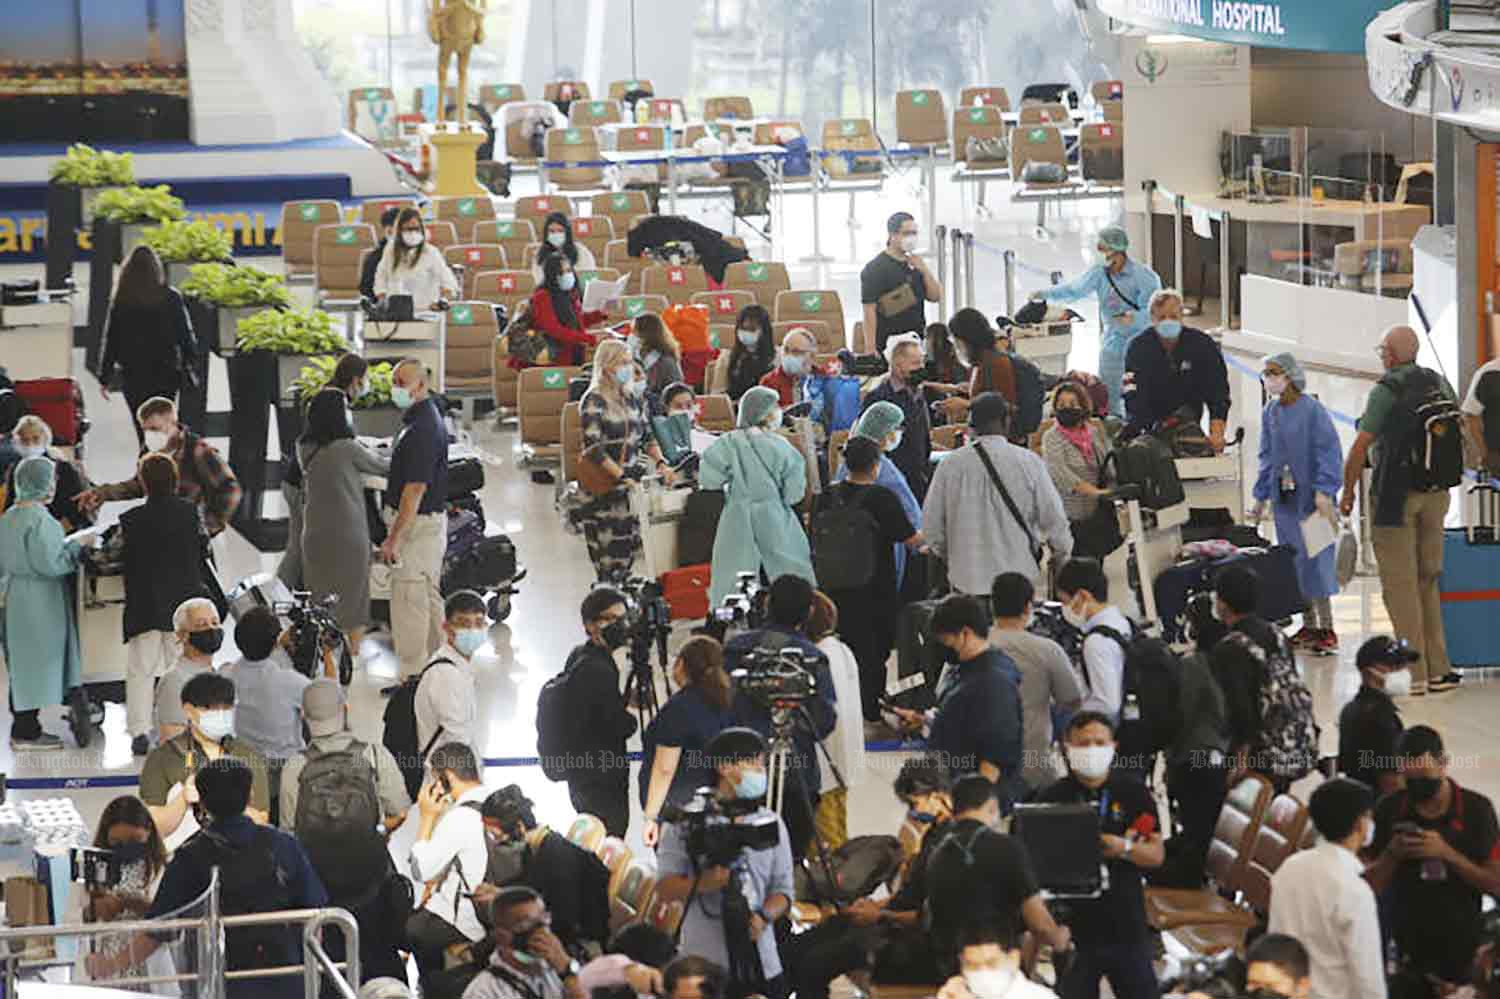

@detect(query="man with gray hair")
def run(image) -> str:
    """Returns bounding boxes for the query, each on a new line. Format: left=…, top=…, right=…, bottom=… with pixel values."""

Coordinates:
left=863, top=337, right=934, bottom=500
left=758, top=327, right=825, bottom=409
left=155, top=596, right=223, bottom=743
left=1121, top=286, right=1231, bottom=450
left=1340, top=325, right=1460, bottom=696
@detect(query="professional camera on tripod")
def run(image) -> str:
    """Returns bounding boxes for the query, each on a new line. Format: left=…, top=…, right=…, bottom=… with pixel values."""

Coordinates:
left=275, top=591, right=353, bottom=684
left=613, top=577, right=674, bottom=723
left=713, top=572, right=766, bottom=634
left=730, top=646, right=818, bottom=707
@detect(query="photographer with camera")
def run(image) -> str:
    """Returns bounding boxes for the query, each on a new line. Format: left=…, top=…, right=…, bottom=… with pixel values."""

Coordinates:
left=656, top=727, right=795, bottom=999
left=408, top=742, right=491, bottom=989
left=723, top=574, right=837, bottom=861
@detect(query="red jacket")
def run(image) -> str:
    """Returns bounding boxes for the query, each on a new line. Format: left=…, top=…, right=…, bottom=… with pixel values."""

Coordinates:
left=758, top=362, right=835, bottom=406
left=528, top=287, right=607, bottom=367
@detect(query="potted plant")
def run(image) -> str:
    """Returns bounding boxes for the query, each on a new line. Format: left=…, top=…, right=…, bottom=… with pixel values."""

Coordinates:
left=143, top=220, right=234, bottom=286
left=292, top=356, right=402, bottom=437
left=235, top=306, right=348, bottom=403
left=179, top=263, right=292, bottom=355
left=91, top=184, right=187, bottom=258
left=49, top=144, right=135, bottom=225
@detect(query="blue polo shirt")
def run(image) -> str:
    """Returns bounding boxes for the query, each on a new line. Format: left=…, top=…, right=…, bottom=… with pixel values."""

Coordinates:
left=385, top=398, right=448, bottom=514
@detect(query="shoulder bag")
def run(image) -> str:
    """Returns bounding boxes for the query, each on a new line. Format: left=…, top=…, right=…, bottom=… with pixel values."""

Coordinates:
left=971, top=441, right=1041, bottom=567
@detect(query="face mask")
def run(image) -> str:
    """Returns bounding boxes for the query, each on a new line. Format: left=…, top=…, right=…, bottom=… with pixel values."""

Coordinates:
left=738, top=329, right=759, bottom=348
left=626, top=335, right=641, bottom=357
left=764, top=409, right=783, bottom=431
left=1385, top=668, right=1412, bottom=697
left=735, top=768, right=768, bottom=800
left=390, top=385, right=414, bottom=410
left=197, top=708, right=235, bottom=742
left=1157, top=319, right=1183, bottom=340
left=941, top=641, right=963, bottom=665
left=899, top=234, right=918, bottom=254
left=401, top=230, right=423, bottom=248
left=1406, top=776, right=1442, bottom=804
left=454, top=628, right=487, bottom=659
left=964, top=968, right=1017, bottom=999
left=547, top=231, right=567, bottom=248
left=782, top=354, right=806, bottom=376
left=1098, top=250, right=1115, bottom=266
left=16, top=444, right=44, bottom=460
left=643, top=350, right=662, bottom=370
left=346, top=411, right=356, bottom=431
left=187, top=627, right=224, bottom=655
left=1263, top=374, right=1289, bottom=396
left=600, top=618, right=630, bottom=650
left=1061, top=601, right=1087, bottom=630
left=613, top=365, right=634, bottom=388
left=356, top=379, right=370, bottom=399
left=908, top=808, right=938, bottom=825
left=558, top=272, right=577, bottom=292
left=1362, top=817, right=1375, bottom=848
left=1055, top=407, right=1085, bottom=429
left=143, top=430, right=171, bottom=453
left=883, top=430, right=904, bottom=452
left=1067, top=744, right=1116, bottom=780
left=110, top=840, right=150, bottom=864
left=510, top=931, right=539, bottom=964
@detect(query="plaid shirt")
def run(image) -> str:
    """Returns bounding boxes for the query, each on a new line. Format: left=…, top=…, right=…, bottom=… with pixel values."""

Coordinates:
left=99, top=429, right=241, bottom=535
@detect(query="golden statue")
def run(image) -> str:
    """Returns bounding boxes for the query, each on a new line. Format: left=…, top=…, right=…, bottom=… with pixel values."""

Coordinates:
left=428, top=0, right=485, bottom=125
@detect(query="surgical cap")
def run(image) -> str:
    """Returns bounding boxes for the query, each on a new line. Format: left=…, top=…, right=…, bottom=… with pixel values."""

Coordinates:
left=13, top=456, right=55, bottom=503
left=1263, top=351, right=1306, bottom=391
left=1098, top=226, right=1129, bottom=253
left=738, top=386, right=780, bottom=429
left=357, top=979, right=412, bottom=999
left=855, top=401, right=904, bottom=442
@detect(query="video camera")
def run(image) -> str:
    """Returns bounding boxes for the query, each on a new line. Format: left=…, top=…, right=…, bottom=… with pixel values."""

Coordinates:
left=730, top=645, right=818, bottom=707
left=72, top=847, right=122, bottom=890
left=276, top=591, right=351, bottom=684
left=660, top=788, right=781, bottom=868
left=713, top=572, right=764, bottom=630
left=1159, top=951, right=1247, bottom=999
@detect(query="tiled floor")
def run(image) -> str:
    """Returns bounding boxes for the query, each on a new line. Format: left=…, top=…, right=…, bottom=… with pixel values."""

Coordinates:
left=0, top=159, right=1490, bottom=890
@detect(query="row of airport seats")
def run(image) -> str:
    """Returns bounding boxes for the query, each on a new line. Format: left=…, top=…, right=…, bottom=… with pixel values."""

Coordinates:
left=562, top=814, right=683, bottom=937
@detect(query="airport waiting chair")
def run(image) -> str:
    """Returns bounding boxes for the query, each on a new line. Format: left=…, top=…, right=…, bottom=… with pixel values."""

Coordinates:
left=723, top=261, right=790, bottom=311
left=312, top=222, right=375, bottom=303
left=473, top=219, right=537, bottom=267
left=281, top=200, right=343, bottom=278
left=895, top=89, right=948, bottom=148
left=958, top=86, right=1011, bottom=112
left=431, top=195, right=497, bottom=243
left=641, top=264, right=709, bottom=307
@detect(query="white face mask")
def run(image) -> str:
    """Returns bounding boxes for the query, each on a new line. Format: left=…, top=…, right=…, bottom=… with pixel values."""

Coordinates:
left=196, top=708, right=235, bottom=742
left=16, top=444, right=45, bottom=460
left=883, top=430, right=904, bottom=452
left=1263, top=374, right=1289, bottom=396
left=964, top=968, right=1017, bottom=999
left=1061, top=598, right=1087, bottom=630
left=1385, top=667, right=1413, bottom=697
left=401, top=230, right=423, bottom=248
left=1362, top=816, right=1375, bottom=848
left=1067, top=744, right=1116, bottom=780
left=899, top=234, right=918, bottom=254
left=547, top=231, right=567, bottom=248
left=143, top=429, right=171, bottom=453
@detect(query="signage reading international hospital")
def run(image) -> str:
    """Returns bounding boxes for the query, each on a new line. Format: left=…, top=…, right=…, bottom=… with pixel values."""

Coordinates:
left=1095, top=0, right=1394, bottom=54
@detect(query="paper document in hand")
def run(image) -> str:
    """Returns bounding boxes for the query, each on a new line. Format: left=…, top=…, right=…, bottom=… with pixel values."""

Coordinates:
left=582, top=274, right=628, bottom=312
left=1301, top=510, right=1337, bottom=558
left=64, top=526, right=101, bottom=546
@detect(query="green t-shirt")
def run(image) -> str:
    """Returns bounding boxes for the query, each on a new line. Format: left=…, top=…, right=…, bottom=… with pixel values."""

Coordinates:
left=1360, top=363, right=1456, bottom=437
left=139, top=732, right=272, bottom=814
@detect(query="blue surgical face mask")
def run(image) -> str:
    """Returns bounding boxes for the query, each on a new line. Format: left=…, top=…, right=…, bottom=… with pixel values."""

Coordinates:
left=908, top=808, right=938, bottom=824
left=613, top=366, right=634, bottom=387
left=782, top=354, right=806, bottom=376
left=196, top=708, right=235, bottom=742
left=737, top=329, right=759, bottom=348
left=391, top=385, right=414, bottom=410
left=643, top=350, right=662, bottom=370
left=1157, top=319, right=1183, bottom=340
left=453, top=628, right=487, bottom=659
left=546, top=230, right=567, bottom=248
left=735, top=768, right=768, bottom=800
left=558, top=272, right=577, bottom=292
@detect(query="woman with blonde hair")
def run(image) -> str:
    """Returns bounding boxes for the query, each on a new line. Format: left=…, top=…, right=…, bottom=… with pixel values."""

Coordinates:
left=630, top=313, right=685, bottom=403
left=639, top=635, right=737, bottom=847
left=373, top=206, right=458, bottom=310
left=577, top=338, right=672, bottom=581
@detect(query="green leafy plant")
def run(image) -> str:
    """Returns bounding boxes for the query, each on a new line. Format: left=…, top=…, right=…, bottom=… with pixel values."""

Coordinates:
left=91, top=184, right=186, bottom=224
left=49, top=144, right=135, bottom=187
left=179, top=263, right=292, bottom=308
left=236, top=307, right=345, bottom=354
left=292, top=356, right=394, bottom=408
left=143, top=220, right=233, bottom=263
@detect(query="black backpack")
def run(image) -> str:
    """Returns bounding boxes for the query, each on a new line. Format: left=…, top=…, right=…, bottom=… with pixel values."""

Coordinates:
left=191, top=826, right=296, bottom=972
left=1008, top=352, right=1046, bottom=438
left=294, top=740, right=381, bottom=852
left=1383, top=368, right=1464, bottom=492
left=1085, top=624, right=1185, bottom=762
left=536, top=666, right=579, bottom=782
left=1110, top=434, right=1185, bottom=510
left=383, top=658, right=453, bottom=799
left=811, top=487, right=881, bottom=590
left=797, top=834, right=904, bottom=905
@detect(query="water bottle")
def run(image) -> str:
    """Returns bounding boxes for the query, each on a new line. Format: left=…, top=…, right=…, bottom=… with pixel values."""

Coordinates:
left=1279, top=463, right=1296, bottom=501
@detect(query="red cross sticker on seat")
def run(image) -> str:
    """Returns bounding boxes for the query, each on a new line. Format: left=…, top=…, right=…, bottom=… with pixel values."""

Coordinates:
left=668, top=268, right=685, bottom=285
left=576, top=219, right=592, bottom=234
left=637, top=129, right=650, bottom=142
left=717, top=296, right=734, bottom=312
left=1100, top=125, right=1114, bottom=138
left=1110, top=82, right=1123, bottom=97
left=654, top=101, right=670, bottom=114
left=383, top=201, right=400, bottom=211
left=466, top=248, right=482, bottom=264
left=979, top=93, right=992, bottom=104
left=499, top=276, right=515, bottom=291
left=535, top=198, right=550, bottom=210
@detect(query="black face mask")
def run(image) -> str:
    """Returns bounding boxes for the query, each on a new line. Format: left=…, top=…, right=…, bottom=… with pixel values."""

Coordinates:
left=109, top=841, right=150, bottom=864
left=187, top=627, right=224, bottom=655
left=941, top=642, right=962, bottom=665
left=600, top=619, right=630, bottom=651
left=1406, top=776, right=1443, bottom=804
left=1055, top=407, right=1086, bottom=429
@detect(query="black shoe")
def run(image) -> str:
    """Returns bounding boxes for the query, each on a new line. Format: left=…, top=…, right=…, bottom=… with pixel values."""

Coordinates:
left=68, top=688, right=93, bottom=749
left=380, top=684, right=400, bottom=697
left=1429, top=672, right=1462, bottom=693
left=131, top=734, right=150, bottom=757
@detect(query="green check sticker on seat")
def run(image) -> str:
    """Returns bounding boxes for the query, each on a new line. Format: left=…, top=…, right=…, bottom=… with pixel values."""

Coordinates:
left=457, top=198, right=477, bottom=216
left=709, top=330, right=720, bottom=348
left=495, top=85, right=511, bottom=98
left=969, top=108, right=988, bottom=123
left=625, top=298, right=646, bottom=317
left=299, top=204, right=320, bottom=221
left=496, top=222, right=513, bottom=237
left=747, top=263, right=767, bottom=281
left=578, top=271, right=597, bottom=286
left=841, top=121, right=857, bottom=136
left=912, top=92, right=929, bottom=106
left=801, top=293, right=821, bottom=310
left=564, top=128, right=583, bottom=144
left=592, top=102, right=605, bottom=115
left=334, top=226, right=356, bottom=244
left=449, top=305, right=474, bottom=324
left=613, top=194, right=630, bottom=209
left=365, top=88, right=382, bottom=102
left=543, top=370, right=565, bottom=389
left=1029, top=128, right=1047, bottom=142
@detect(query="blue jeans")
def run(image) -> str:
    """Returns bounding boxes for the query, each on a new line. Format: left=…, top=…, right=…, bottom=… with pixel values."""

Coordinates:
left=1060, top=940, right=1160, bottom=999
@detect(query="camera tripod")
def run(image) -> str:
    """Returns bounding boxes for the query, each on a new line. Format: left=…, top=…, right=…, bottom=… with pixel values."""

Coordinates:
left=623, top=601, right=673, bottom=727
left=764, top=702, right=846, bottom=910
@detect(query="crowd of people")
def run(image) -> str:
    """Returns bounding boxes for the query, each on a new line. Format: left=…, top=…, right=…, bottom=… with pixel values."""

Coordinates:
left=2, top=203, right=1500, bottom=999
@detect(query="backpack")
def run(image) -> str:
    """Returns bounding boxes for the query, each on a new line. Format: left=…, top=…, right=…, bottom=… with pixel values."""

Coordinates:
left=294, top=739, right=381, bottom=848
left=1155, top=406, right=1217, bottom=459
left=383, top=658, right=453, bottom=799
left=1382, top=368, right=1464, bottom=492
left=1008, top=352, right=1046, bottom=438
left=191, top=826, right=296, bottom=972
left=505, top=303, right=551, bottom=367
left=1085, top=624, right=1185, bottom=762
left=811, top=487, right=882, bottom=590
left=1110, top=433, right=1185, bottom=510
left=536, top=666, right=579, bottom=782
left=797, top=834, right=904, bottom=906
left=1224, top=627, right=1319, bottom=781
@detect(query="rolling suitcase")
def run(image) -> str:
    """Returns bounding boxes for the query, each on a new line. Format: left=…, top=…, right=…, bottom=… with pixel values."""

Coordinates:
left=445, top=507, right=484, bottom=560
left=677, top=490, right=725, bottom=567
left=446, top=457, right=485, bottom=499
left=444, top=535, right=518, bottom=594
left=1440, top=482, right=1500, bottom=668
left=14, top=378, right=85, bottom=445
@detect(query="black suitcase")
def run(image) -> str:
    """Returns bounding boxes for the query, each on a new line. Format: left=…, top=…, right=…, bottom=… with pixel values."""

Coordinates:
left=894, top=600, right=944, bottom=689
left=678, top=490, right=725, bottom=567
left=447, top=458, right=485, bottom=499
left=444, top=534, right=519, bottom=594
left=1154, top=545, right=1307, bottom=641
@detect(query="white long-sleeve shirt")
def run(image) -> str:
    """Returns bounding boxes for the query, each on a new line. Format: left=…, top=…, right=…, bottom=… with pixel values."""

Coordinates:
left=415, top=644, right=478, bottom=766
left=1079, top=605, right=1131, bottom=718
left=409, top=783, right=490, bottom=941
left=1268, top=841, right=1386, bottom=999
left=374, top=241, right=459, bottom=309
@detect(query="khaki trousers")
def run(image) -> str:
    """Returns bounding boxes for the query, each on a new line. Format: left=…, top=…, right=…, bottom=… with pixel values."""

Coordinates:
left=387, top=510, right=446, bottom=679
left=1372, top=490, right=1452, bottom=685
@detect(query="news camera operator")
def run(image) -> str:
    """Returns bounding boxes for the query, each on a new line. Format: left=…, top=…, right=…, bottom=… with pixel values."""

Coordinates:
left=71, top=796, right=174, bottom=988
left=722, top=574, right=837, bottom=861
left=656, top=727, right=795, bottom=999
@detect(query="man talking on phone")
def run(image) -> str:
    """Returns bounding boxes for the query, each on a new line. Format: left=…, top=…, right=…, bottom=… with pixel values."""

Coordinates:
left=407, top=741, right=490, bottom=990
left=860, top=212, right=942, bottom=354
left=1365, top=725, right=1500, bottom=993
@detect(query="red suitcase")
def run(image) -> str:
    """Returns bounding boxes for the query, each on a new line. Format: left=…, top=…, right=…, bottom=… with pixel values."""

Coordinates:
left=14, top=378, right=85, bottom=445
left=660, top=563, right=712, bottom=621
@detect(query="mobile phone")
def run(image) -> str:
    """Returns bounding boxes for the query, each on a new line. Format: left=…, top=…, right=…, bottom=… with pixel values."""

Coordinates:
left=1394, top=821, right=1421, bottom=837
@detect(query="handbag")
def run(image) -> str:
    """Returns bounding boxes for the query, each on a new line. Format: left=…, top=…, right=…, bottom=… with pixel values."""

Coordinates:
left=576, top=440, right=625, bottom=497
left=972, top=441, right=1042, bottom=567
left=877, top=279, right=918, bottom=318
left=1070, top=444, right=1124, bottom=559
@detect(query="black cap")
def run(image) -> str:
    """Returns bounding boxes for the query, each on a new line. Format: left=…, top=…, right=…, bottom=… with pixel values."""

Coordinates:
left=1356, top=636, right=1420, bottom=670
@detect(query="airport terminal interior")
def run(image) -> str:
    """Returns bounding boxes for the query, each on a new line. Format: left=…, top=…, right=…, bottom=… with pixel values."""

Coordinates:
left=1, top=0, right=1500, bottom=997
